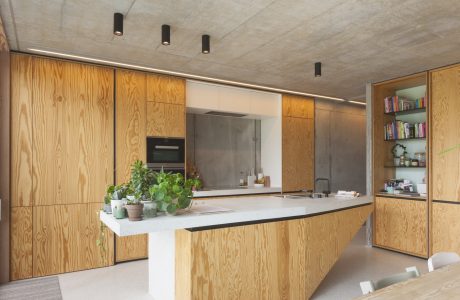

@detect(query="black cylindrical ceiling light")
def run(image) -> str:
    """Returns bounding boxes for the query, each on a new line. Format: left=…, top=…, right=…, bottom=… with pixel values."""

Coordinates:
left=315, top=62, right=322, bottom=77
left=202, top=34, right=210, bottom=54
left=113, top=13, right=124, bottom=36
left=162, top=24, right=170, bottom=45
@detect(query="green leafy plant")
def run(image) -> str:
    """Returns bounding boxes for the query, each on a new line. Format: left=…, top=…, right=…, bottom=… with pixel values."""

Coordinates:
left=96, top=211, right=108, bottom=261
left=104, top=185, right=115, bottom=204
left=391, top=143, right=407, bottom=158
left=188, top=177, right=202, bottom=190
left=149, top=171, right=194, bottom=215
left=130, top=160, right=155, bottom=198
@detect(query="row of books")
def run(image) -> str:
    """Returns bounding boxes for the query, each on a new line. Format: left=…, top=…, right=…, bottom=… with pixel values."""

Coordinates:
left=384, top=121, right=427, bottom=140
left=384, top=95, right=427, bottom=113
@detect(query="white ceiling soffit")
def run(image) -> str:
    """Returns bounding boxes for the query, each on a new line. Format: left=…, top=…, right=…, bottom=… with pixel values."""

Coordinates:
left=2, top=0, right=460, bottom=103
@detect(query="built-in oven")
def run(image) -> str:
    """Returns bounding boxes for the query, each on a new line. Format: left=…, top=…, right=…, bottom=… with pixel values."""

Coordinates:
left=146, top=137, right=185, bottom=175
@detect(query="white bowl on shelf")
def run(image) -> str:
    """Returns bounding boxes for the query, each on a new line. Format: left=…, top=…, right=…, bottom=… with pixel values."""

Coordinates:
left=254, top=183, right=265, bottom=188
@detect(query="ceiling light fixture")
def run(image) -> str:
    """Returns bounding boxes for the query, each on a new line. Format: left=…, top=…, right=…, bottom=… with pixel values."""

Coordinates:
left=26, top=48, right=347, bottom=102
left=162, top=24, right=170, bottom=45
left=202, top=34, right=210, bottom=54
left=315, top=62, right=321, bottom=77
left=113, top=13, right=124, bottom=36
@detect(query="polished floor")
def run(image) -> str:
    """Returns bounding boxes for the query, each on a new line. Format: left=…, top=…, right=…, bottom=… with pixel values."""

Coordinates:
left=58, top=227, right=428, bottom=300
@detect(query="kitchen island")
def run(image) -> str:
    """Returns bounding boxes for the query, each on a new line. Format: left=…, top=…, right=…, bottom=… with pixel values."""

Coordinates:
left=101, top=195, right=373, bottom=300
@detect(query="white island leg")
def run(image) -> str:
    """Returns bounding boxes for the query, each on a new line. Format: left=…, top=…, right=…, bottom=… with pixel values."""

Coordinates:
left=148, top=231, right=176, bottom=300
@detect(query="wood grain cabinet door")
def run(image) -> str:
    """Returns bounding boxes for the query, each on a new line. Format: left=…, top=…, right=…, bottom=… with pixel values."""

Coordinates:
left=432, top=202, right=460, bottom=254
left=374, top=197, right=427, bottom=257
left=146, top=102, right=185, bottom=138
left=431, top=67, right=460, bottom=202
left=146, top=74, right=185, bottom=105
left=282, top=117, right=314, bottom=192
left=282, top=94, right=314, bottom=119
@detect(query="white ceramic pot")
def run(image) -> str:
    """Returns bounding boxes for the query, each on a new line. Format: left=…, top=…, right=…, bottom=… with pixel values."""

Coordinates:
left=111, top=199, right=124, bottom=213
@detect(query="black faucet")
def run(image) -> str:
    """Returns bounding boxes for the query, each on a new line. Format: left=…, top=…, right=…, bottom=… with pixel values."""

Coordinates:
left=315, top=178, right=331, bottom=197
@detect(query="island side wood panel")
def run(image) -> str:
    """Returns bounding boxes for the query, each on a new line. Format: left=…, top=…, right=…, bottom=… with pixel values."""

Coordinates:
left=10, top=207, right=33, bottom=280
left=176, top=204, right=373, bottom=300
left=432, top=202, right=460, bottom=254
left=33, top=203, right=114, bottom=277
left=32, top=57, right=114, bottom=206
left=282, top=117, right=314, bottom=192
left=374, top=197, right=427, bottom=257
left=146, top=73, right=185, bottom=105
left=430, top=66, right=460, bottom=202
left=11, top=54, right=33, bottom=207
left=115, top=69, right=148, bottom=261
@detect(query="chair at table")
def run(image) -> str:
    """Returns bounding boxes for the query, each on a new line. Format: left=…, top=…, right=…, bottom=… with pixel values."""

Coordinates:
left=428, top=252, right=460, bottom=272
left=359, top=266, right=420, bottom=295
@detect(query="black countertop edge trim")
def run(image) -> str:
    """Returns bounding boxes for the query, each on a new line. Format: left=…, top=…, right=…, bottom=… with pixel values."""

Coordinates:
left=185, top=202, right=372, bottom=232
left=376, top=194, right=426, bottom=202
left=433, top=199, right=460, bottom=205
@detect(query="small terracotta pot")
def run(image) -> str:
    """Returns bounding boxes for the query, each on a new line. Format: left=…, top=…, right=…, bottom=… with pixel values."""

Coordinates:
left=125, top=203, right=144, bottom=221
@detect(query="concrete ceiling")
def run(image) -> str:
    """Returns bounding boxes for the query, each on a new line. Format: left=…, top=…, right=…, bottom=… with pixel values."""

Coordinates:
left=1, top=0, right=460, bottom=101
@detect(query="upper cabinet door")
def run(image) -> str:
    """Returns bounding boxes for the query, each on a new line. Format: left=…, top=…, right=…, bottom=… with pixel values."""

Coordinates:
left=282, top=94, right=314, bottom=119
left=146, top=74, right=185, bottom=105
left=431, top=66, right=460, bottom=202
left=33, top=58, right=114, bottom=206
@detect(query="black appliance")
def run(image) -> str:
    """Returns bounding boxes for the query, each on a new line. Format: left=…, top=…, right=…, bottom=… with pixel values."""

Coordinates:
left=146, top=137, right=185, bottom=175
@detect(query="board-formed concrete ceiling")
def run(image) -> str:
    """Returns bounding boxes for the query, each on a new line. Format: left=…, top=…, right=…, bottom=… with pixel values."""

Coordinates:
left=1, top=0, right=460, bottom=101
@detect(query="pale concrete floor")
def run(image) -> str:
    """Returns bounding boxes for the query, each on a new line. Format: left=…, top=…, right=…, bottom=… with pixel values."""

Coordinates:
left=58, top=227, right=428, bottom=300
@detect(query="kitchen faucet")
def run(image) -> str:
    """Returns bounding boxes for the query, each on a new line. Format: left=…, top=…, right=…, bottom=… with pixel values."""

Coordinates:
left=315, top=178, right=331, bottom=197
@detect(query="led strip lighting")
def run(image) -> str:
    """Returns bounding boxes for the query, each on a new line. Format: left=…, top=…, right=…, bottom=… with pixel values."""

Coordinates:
left=27, top=48, right=365, bottom=104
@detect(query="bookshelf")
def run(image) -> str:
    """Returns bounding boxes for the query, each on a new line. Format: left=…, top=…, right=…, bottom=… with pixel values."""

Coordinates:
left=372, top=72, right=429, bottom=258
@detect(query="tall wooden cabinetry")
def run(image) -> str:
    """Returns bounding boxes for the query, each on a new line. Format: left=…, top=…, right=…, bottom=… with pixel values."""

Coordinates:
left=10, top=54, right=114, bottom=279
left=372, top=73, right=429, bottom=258
left=282, top=94, right=314, bottom=192
left=430, top=65, right=460, bottom=254
left=114, top=70, right=186, bottom=262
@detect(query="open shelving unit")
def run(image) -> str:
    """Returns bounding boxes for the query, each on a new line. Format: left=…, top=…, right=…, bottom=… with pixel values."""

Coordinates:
left=372, top=72, right=430, bottom=258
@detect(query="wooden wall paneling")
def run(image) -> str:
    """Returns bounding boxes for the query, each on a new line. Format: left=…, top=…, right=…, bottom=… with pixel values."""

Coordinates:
left=146, top=102, right=185, bottom=138
left=282, top=94, right=314, bottom=119
left=32, top=58, right=114, bottom=206
left=11, top=54, right=33, bottom=207
left=176, top=204, right=372, bottom=299
left=146, top=73, right=185, bottom=105
left=115, top=69, right=148, bottom=261
left=282, top=117, right=314, bottom=192
left=432, top=202, right=460, bottom=254
left=0, top=21, right=10, bottom=283
left=10, top=207, right=33, bottom=280
left=430, top=66, right=460, bottom=202
left=374, top=197, right=427, bottom=257
left=33, top=203, right=113, bottom=277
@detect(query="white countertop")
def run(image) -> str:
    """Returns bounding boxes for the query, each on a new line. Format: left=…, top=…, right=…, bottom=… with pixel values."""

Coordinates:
left=192, top=186, right=282, bottom=198
left=101, top=195, right=372, bottom=236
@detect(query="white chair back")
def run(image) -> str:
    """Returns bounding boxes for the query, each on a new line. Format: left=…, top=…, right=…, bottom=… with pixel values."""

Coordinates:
left=360, top=266, right=420, bottom=295
left=428, top=252, right=460, bottom=272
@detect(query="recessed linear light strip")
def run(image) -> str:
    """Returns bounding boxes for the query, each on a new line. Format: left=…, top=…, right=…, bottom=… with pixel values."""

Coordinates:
left=26, top=48, right=356, bottom=103
left=348, top=100, right=367, bottom=105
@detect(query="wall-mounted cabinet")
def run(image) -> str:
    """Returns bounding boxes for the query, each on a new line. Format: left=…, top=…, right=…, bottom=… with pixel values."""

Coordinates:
left=282, top=95, right=314, bottom=192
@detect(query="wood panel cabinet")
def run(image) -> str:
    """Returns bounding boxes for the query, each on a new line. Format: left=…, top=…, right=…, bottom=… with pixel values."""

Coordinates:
left=431, top=66, right=460, bottom=202
left=146, top=74, right=185, bottom=105
left=10, top=54, right=115, bottom=279
left=10, top=207, right=33, bottom=280
left=374, top=197, right=427, bottom=257
left=115, top=69, right=148, bottom=261
left=282, top=95, right=314, bottom=192
left=33, top=203, right=114, bottom=276
left=282, top=94, right=314, bottom=119
left=432, top=202, right=460, bottom=254
left=146, top=102, right=185, bottom=137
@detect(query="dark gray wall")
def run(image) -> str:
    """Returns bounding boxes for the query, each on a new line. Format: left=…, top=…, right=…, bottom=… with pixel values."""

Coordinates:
left=315, top=99, right=366, bottom=194
left=187, top=113, right=261, bottom=188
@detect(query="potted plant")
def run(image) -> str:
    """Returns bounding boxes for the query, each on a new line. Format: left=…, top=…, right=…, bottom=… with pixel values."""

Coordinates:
left=189, top=177, right=203, bottom=191
left=391, top=143, right=407, bottom=166
left=103, top=185, right=114, bottom=213
left=149, top=171, right=194, bottom=216
left=125, top=191, right=144, bottom=221
left=111, top=184, right=129, bottom=219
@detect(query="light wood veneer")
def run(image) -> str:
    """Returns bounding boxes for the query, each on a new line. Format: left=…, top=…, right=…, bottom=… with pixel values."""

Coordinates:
left=176, top=204, right=372, bottom=299
left=431, top=202, right=460, bottom=254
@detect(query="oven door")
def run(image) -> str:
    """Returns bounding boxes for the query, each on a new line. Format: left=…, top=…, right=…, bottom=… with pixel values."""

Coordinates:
left=146, top=137, right=185, bottom=169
